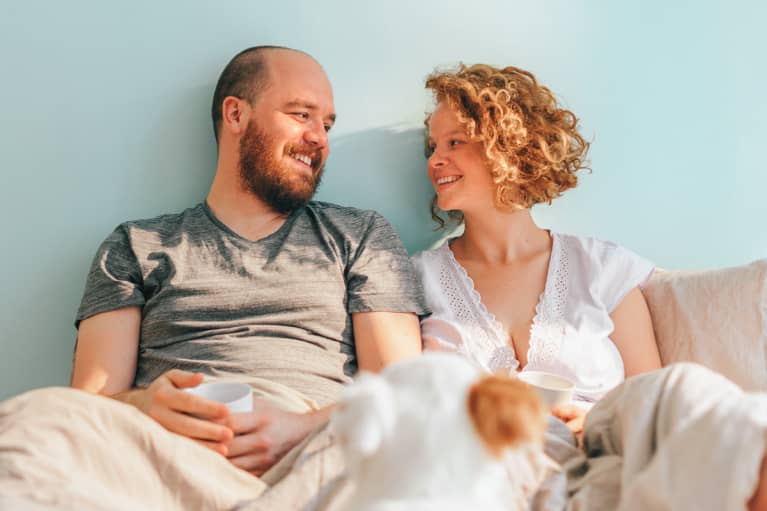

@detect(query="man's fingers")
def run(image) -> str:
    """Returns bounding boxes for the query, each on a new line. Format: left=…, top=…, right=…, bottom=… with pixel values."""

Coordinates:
left=224, top=411, right=271, bottom=435
left=228, top=452, right=277, bottom=474
left=225, top=432, right=272, bottom=458
left=194, top=439, right=229, bottom=457
left=153, top=408, right=233, bottom=442
left=164, top=369, right=205, bottom=389
left=163, top=387, right=229, bottom=419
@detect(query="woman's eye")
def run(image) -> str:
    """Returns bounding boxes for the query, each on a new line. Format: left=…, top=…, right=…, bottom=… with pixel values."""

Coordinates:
left=449, top=139, right=463, bottom=147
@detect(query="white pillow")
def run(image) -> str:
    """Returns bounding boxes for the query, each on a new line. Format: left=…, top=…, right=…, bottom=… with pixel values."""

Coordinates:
left=642, top=259, right=767, bottom=391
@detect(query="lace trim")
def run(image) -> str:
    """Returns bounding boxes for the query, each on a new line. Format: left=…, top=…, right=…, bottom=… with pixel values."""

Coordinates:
left=438, top=234, right=569, bottom=373
left=442, top=243, right=508, bottom=343
left=527, top=234, right=568, bottom=372
left=436, top=243, right=514, bottom=372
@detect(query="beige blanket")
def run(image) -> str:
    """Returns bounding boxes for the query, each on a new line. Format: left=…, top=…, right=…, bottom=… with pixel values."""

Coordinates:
left=0, top=387, right=265, bottom=510
left=1, top=364, right=765, bottom=511
left=0, top=383, right=345, bottom=511
left=561, top=363, right=767, bottom=511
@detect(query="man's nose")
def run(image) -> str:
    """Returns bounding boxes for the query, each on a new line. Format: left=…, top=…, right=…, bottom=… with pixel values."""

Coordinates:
left=303, top=121, right=328, bottom=148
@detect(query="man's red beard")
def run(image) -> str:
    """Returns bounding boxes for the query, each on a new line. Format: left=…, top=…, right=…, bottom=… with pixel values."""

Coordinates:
left=238, top=120, right=325, bottom=214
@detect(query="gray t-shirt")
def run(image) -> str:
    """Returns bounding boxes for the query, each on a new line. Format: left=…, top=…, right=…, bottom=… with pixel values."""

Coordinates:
left=76, top=201, right=428, bottom=406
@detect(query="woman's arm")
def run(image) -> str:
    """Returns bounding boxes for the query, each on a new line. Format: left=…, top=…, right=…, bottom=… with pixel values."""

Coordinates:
left=610, top=287, right=662, bottom=377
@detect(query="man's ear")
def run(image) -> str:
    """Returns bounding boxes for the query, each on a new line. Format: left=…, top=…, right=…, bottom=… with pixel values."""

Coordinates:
left=330, top=371, right=395, bottom=459
left=220, top=96, right=250, bottom=136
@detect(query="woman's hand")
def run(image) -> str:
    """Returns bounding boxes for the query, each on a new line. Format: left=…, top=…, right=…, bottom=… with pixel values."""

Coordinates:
left=551, top=403, right=587, bottom=436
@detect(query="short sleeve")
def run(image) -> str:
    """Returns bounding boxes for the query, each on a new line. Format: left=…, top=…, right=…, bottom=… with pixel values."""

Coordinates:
left=598, top=243, right=655, bottom=313
left=412, top=250, right=466, bottom=354
left=75, top=225, right=146, bottom=327
left=346, top=213, right=429, bottom=315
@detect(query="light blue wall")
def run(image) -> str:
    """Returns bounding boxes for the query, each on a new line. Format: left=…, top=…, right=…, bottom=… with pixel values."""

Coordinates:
left=1, top=1, right=765, bottom=399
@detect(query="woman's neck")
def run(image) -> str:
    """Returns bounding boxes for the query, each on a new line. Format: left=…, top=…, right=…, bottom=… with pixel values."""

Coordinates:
left=451, top=208, right=550, bottom=265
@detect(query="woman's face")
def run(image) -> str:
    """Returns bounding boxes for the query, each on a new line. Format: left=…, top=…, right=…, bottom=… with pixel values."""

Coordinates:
left=427, top=103, right=495, bottom=214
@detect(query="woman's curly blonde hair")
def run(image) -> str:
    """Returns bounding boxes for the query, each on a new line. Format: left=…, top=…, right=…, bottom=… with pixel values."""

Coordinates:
left=425, top=63, right=590, bottom=228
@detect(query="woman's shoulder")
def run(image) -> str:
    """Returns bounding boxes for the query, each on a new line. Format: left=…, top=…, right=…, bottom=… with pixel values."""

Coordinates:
left=411, top=239, right=452, bottom=269
left=552, top=231, right=654, bottom=310
left=554, top=231, right=624, bottom=254
left=410, top=240, right=458, bottom=310
left=553, top=232, right=648, bottom=268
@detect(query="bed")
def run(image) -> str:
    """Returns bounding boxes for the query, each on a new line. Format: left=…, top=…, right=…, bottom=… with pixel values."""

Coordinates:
left=0, top=259, right=765, bottom=510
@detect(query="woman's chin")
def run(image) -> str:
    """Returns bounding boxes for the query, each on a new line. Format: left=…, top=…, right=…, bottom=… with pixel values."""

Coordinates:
left=436, top=197, right=458, bottom=212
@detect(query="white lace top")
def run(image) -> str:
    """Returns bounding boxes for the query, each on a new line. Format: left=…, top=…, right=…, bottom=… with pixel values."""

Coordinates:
left=411, top=232, right=654, bottom=404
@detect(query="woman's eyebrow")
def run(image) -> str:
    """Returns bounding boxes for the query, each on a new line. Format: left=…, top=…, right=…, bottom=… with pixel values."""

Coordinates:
left=434, top=129, right=467, bottom=137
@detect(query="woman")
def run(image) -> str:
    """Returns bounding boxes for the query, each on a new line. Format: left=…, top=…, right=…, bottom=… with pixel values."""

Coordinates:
left=412, top=63, right=661, bottom=430
left=412, top=63, right=767, bottom=510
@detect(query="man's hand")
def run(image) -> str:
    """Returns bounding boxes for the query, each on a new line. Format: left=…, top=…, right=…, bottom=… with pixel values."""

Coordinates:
left=551, top=403, right=587, bottom=436
left=220, top=399, right=331, bottom=477
left=116, top=369, right=234, bottom=455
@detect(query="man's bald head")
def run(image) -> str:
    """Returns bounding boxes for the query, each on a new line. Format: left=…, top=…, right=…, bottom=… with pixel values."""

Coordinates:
left=210, top=46, right=316, bottom=143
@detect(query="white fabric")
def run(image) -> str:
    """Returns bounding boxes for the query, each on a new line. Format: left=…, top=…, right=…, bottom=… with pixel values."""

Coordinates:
left=412, top=233, right=654, bottom=404
left=563, top=363, right=767, bottom=511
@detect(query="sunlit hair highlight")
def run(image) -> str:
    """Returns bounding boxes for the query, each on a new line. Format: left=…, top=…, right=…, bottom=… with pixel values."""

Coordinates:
left=425, top=64, right=590, bottom=228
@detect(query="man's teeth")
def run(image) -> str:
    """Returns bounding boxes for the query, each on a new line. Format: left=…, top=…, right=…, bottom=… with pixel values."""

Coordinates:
left=437, top=176, right=461, bottom=185
left=292, top=154, right=312, bottom=166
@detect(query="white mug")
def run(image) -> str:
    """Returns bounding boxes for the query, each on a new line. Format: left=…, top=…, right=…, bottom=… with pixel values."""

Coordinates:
left=517, top=371, right=575, bottom=409
left=185, top=381, right=253, bottom=413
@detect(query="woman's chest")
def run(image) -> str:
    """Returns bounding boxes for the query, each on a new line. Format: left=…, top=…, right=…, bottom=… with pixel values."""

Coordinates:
left=461, top=259, right=549, bottom=348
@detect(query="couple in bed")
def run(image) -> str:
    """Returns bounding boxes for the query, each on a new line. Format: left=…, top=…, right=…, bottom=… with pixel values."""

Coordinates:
left=0, top=46, right=765, bottom=510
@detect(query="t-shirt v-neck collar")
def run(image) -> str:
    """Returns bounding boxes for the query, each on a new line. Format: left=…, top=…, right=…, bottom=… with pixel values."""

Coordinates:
left=200, top=201, right=301, bottom=245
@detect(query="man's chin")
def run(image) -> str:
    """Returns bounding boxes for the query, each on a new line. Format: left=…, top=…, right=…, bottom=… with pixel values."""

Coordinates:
left=252, top=185, right=317, bottom=214
left=285, top=179, right=318, bottom=203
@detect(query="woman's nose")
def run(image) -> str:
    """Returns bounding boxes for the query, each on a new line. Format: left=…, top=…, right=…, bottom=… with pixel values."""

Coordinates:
left=428, top=148, right=447, bottom=168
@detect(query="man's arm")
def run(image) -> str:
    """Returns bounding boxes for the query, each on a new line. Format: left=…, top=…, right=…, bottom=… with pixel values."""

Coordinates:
left=72, top=308, right=233, bottom=454
left=222, top=311, right=423, bottom=475
left=352, top=311, right=422, bottom=372
left=72, top=307, right=141, bottom=394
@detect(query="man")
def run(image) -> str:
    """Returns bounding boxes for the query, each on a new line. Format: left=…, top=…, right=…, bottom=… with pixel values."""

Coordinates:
left=68, top=45, right=426, bottom=477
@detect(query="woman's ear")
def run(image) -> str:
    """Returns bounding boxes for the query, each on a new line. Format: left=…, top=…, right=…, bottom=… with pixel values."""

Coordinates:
left=467, top=375, right=546, bottom=458
left=330, top=371, right=396, bottom=459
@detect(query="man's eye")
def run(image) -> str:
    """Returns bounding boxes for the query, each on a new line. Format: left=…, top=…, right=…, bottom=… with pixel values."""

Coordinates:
left=324, top=124, right=332, bottom=133
left=292, top=112, right=309, bottom=120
